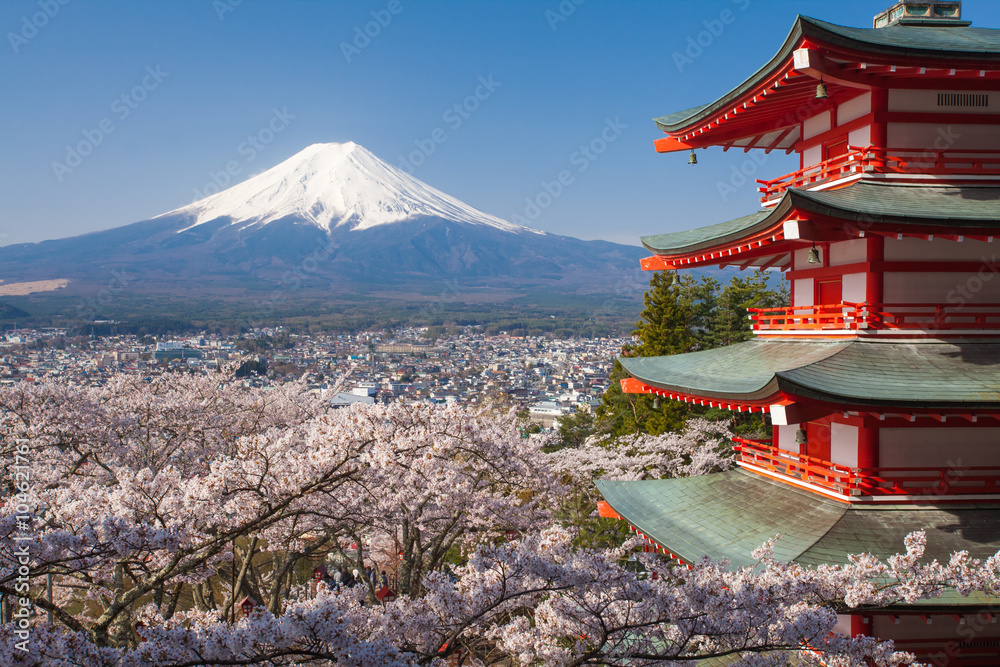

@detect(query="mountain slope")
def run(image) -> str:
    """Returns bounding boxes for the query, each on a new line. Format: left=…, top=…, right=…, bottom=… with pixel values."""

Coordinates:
left=0, top=142, right=647, bottom=314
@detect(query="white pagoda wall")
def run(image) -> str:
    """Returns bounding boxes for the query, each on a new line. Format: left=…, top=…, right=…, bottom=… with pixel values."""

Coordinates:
left=800, top=93, right=872, bottom=167
left=880, top=427, right=1000, bottom=468
left=889, top=89, right=1000, bottom=114
left=791, top=238, right=1000, bottom=306
left=883, top=237, right=1000, bottom=304
left=830, top=423, right=859, bottom=468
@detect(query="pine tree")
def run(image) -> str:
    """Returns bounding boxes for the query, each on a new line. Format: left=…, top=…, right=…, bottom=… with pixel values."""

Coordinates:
left=596, top=272, right=694, bottom=437
left=596, top=270, right=790, bottom=439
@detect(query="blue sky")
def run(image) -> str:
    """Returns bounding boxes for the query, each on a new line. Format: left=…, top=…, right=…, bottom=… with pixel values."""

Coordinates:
left=4, top=0, right=1000, bottom=248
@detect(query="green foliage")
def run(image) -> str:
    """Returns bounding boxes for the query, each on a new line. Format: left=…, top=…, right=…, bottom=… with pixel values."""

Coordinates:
left=549, top=406, right=595, bottom=451
left=630, top=271, right=695, bottom=357
left=596, top=270, right=789, bottom=439
left=235, top=358, right=267, bottom=377
left=689, top=271, right=789, bottom=349
left=596, top=272, right=695, bottom=438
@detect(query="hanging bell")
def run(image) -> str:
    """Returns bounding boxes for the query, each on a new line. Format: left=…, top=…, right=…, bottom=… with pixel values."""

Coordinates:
left=687, top=149, right=698, bottom=165
left=807, top=244, right=821, bottom=264
left=653, top=397, right=661, bottom=409
left=815, top=78, right=829, bottom=100
left=795, top=428, right=808, bottom=445
left=670, top=272, right=681, bottom=287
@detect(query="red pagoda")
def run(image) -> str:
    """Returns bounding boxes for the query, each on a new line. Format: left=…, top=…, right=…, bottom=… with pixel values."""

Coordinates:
left=596, top=2, right=1000, bottom=664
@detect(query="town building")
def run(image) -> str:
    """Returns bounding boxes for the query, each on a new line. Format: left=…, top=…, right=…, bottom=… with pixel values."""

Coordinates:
left=597, top=2, right=1000, bottom=664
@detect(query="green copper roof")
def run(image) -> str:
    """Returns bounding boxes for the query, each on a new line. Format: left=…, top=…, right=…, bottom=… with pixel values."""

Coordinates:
left=620, top=340, right=847, bottom=401
left=778, top=341, right=1000, bottom=409
left=790, top=182, right=1000, bottom=227
left=640, top=182, right=1000, bottom=255
left=597, top=470, right=1000, bottom=606
left=640, top=211, right=772, bottom=257
left=655, top=15, right=1000, bottom=133
left=620, top=340, right=1000, bottom=409
left=596, top=472, right=846, bottom=567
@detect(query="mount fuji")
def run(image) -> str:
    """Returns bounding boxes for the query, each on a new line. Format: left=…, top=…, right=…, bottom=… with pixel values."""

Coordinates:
left=0, top=142, right=646, bottom=318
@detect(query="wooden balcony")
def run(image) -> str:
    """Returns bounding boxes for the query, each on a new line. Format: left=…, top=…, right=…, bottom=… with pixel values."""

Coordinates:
left=734, top=438, right=1000, bottom=499
left=749, top=302, right=1000, bottom=333
left=756, top=145, right=1000, bottom=204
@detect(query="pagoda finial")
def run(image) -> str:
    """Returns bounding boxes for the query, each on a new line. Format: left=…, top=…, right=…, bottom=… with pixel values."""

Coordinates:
left=873, top=1, right=969, bottom=29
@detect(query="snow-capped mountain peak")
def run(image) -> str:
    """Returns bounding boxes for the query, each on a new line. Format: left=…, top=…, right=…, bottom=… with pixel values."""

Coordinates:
left=162, top=142, right=538, bottom=235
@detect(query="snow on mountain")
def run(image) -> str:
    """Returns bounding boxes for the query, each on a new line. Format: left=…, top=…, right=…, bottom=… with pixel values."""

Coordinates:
left=162, top=142, right=539, bottom=235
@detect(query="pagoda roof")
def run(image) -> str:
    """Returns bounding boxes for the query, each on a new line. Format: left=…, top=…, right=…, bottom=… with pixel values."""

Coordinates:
left=596, top=470, right=1000, bottom=605
left=640, top=181, right=1000, bottom=256
left=655, top=15, right=1000, bottom=137
left=619, top=339, right=1000, bottom=410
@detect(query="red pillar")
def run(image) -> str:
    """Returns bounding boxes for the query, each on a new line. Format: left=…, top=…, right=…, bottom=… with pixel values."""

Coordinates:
left=857, top=423, right=879, bottom=471
left=870, top=88, right=888, bottom=148
left=850, top=613, right=874, bottom=638
left=866, top=235, right=884, bottom=307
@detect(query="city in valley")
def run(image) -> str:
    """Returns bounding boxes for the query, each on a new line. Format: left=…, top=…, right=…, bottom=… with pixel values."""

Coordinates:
left=1, top=327, right=624, bottom=429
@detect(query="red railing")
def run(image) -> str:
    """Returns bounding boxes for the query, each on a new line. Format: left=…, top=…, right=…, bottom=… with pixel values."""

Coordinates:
left=866, top=146, right=1000, bottom=176
left=734, top=438, right=1000, bottom=498
left=757, top=145, right=1000, bottom=203
left=749, top=302, right=866, bottom=331
left=734, top=438, right=860, bottom=495
left=756, top=147, right=865, bottom=202
left=749, top=302, right=1000, bottom=332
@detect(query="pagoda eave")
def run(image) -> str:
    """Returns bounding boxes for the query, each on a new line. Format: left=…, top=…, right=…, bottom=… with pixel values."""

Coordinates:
left=595, top=470, right=1000, bottom=597
left=620, top=376, right=777, bottom=413
left=655, top=15, right=1000, bottom=144
left=619, top=339, right=1000, bottom=413
left=639, top=182, right=1000, bottom=268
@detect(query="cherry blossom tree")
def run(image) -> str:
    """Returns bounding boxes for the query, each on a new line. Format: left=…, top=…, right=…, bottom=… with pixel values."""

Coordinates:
left=546, top=418, right=735, bottom=549
left=0, top=370, right=555, bottom=652
left=3, top=373, right=1000, bottom=666
left=4, top=525, right=1000, bottom=666
left=548, top=418, right=736, bottom=484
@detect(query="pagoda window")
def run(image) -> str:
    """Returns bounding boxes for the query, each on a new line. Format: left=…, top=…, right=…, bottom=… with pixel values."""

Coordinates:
left=884, top=270, right=1000, bottom=304
left=885, top=237, right=993, bottom=262
left=888, top=89, right=998, bottom=114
